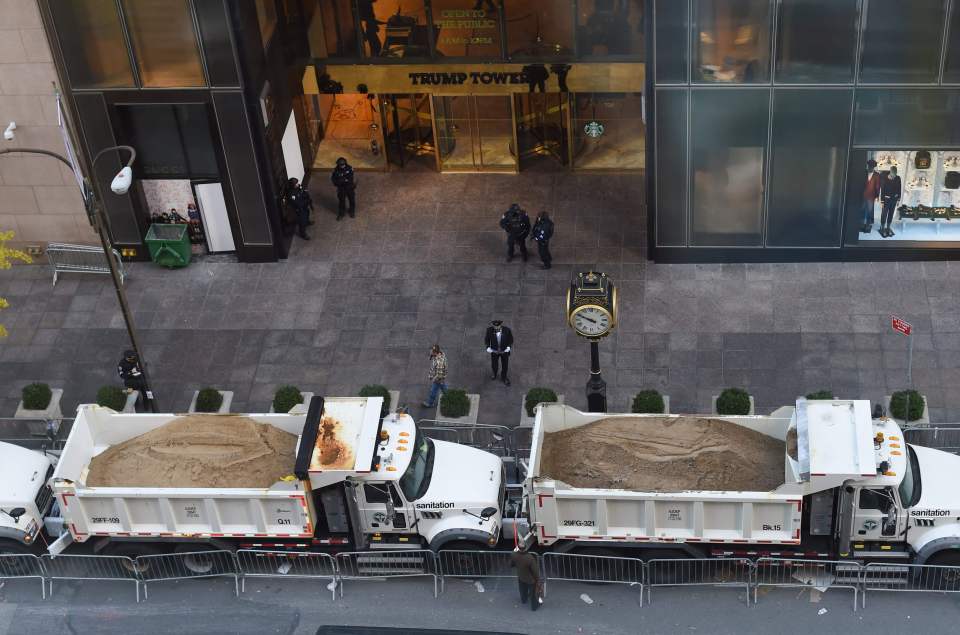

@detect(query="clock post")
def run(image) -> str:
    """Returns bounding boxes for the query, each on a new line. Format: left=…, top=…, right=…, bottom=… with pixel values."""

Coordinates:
left=566, top=272, right=618, bottom=413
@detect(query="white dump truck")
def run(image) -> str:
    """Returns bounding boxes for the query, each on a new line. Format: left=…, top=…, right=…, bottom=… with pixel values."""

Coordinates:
left=518, top=400, right=960, bottom=567
left=0, top=396, right=503, bottom=561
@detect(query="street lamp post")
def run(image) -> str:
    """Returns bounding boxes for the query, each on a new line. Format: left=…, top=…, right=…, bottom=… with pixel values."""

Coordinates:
left=0, top=145, right=157, bottom=411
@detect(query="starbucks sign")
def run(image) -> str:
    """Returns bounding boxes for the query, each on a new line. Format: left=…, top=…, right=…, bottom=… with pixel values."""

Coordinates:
left=584, top=121, right=604, bottom=138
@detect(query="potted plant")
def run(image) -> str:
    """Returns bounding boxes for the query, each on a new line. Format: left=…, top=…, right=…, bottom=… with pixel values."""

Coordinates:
left=805, top=390, right=835, bottom=400
left=888, top=389, right=927, bottom=424
left=438, top=389, right=479, bottom=424
left=359, top=384, right=392, bottom=418
left=15, top=382, right=63, bottom=419
left=631, top=389, right=668, bottom=414
left=521, top=388, right=563, bottom=426
left=96, top=385, right=128, bottom=412
left=273, top=385, right=303, bottom=414
left=713, top=388, right=754, bottom=416
left=189, top=387, right=233, bottom=414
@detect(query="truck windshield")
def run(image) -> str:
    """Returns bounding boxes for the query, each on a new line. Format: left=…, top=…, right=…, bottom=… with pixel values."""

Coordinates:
left=898, top=445, right=922, bottom=508
left=399, top=429, right=434, bottom=501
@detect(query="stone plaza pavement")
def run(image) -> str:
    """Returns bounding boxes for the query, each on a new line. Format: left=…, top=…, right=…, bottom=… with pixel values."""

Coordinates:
left=1, top=171, right=959, bottom=424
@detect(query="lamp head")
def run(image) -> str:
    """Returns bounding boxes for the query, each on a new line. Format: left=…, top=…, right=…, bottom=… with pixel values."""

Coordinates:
left=3, top=121, right=15, bottom=141
left=110, top=166, right=133, bottom=195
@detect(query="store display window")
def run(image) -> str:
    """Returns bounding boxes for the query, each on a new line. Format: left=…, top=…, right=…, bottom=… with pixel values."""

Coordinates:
left=431, top=0, right=503, bottom=58
left=576, top=0, right=644, bottom=59
left=359, top=0, right=431, bottom=58
left=504, top=0, right=575, bottom=58
left=857, top=150, right=960, bottom=242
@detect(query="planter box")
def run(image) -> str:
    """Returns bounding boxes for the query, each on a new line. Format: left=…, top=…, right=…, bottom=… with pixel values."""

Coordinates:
left=520, top=393, right=565, bottom=426
left=188, top=390, right=233, bottom=414
left=269, top=392, right=315, bottom=414
left=884, top=394, right=930, bottom=426
left=15, top=388, right=63, bottom=420
left=711, top=394, right=755, bottom=416
left=436, top=393, right=480, bottom=425
left=122, top=390, right=139, bottom=413
left=629, top=395, right=670, bottom=415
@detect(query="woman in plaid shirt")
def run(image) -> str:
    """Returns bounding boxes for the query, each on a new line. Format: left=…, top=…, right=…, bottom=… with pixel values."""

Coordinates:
left=422, top=344, right=448, bottom=408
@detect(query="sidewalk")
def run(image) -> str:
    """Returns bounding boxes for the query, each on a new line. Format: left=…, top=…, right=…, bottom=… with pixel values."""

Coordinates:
left=0, top=171, right=956, bottom=423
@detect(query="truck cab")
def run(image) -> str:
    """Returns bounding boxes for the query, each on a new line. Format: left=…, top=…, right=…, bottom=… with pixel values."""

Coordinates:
left=0, top=441, right=55, bottom=554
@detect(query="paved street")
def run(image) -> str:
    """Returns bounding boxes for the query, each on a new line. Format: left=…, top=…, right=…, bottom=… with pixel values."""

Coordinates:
left=1, top=572, right=958, bottom=635
left=1, top=171, right=959, bottom=424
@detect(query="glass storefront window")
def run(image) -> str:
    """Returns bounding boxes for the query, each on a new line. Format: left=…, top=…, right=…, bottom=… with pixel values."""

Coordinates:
left=690, top=89, right=768, bottom=246
left=767, top=89, right=852, bottom=247
left=775, top=0, right=858, bottom=83
left=859, top=0, right=946, bottom=84
left=655, top=89, right=688, bottom=246
left=571, top=93, right=645, bottom=170
left=693, top=0, right=771, bottom=83
left=944, top=3, right=960, bottom=83
left=48, top=0, right=134, bottom=88
left=504, top=0, right=574, bottom=58
left=854, top=89, right=960, bottom=147
left=309, top=93, right=387, bottom=170
left=654, top=0, right=688, bottom=83
left=359, top=0, right=431, bottom=58
left=434, top=96, right=515, bottom=171
left=431, top=0, right=503, bottom=58
left=309, top=0, right=359, bottom=58
left=121, top=0, right=206, bottom=87
left=576, top=0, right=644, bottom=59
left=115, top=104, right=218, bottom=179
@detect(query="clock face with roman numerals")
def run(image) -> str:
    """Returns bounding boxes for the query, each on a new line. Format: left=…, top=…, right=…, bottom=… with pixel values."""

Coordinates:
left=570, top=305, right=613, bottom=337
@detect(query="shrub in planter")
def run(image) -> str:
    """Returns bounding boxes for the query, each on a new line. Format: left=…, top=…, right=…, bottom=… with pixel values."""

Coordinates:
left=716, top=388, right=751, bottom=416
left=273, top=385, right=303, bottom=414
left=359, top=384, right=391, bottom=418
left=890, top=389, right=925, bottom=422
left=97, top=385, right=127, bottom=411
left=525, top=387, right=558, bottom=417
left=22, top=383, right=52, bottom=411
left=632, top=389, right=665, bottom=414
left=805, top=390, right=835, bottom=400
left=440, top=389, right=470, bottom=419
left=195, top=387, right=224, bottom=413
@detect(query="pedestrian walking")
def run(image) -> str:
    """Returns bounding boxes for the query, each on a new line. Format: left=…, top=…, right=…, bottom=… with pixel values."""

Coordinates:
left=499, top=203, right=530, bottom=263
left=117, top=349, right=146, bottom=410
left=331, top=157, right=357, bottom=221
left=510, top=543, right=542, bottom=611
left=485, top=319, right=513, bottom=386
left=285, top=177, right=314, bottom=240
left=531, top=211, right=554, bottom=269
left=421, top=344, right=448, bottom=408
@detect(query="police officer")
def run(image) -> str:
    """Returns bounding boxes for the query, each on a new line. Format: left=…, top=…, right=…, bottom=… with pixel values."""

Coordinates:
left=331, top=157, right=357, bottom=221
left=531, top=211, right=554, bottom=269
left=285, top=178, right=314, bottom=240
left=117, top=349, right=146, bottom=410
left=499, top=203, right=530, bottom=263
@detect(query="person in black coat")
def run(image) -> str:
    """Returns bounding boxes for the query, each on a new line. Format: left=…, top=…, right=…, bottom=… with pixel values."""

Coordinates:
left=331, top=157, right=357, bottom=220
left=879, top=166, right=902, bottom=238
left=485, top=319, right=513, bottom=385
left=499, top=203, right=530, bottom=263
left=285, top=177, right=314, bottom=240
left=531, top=211, right=554, bottom=269
left=117, top=349, right=146, bottom=410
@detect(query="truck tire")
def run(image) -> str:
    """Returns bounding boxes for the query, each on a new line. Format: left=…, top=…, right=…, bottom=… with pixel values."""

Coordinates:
left=0, top=539, right=36, bottom=575
left=925, top=550, right=960, bottom=584
left=102, top=543, right=161, bottom=575
left=438, top=541, right=491, bottom=576
left=174, top=544, right=219, bottom=574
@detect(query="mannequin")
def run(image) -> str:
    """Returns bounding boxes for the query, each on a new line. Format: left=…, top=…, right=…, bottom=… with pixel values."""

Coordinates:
left=879, top=166, right=902, bottom=238
left=861, top=159, right=881, bottom=233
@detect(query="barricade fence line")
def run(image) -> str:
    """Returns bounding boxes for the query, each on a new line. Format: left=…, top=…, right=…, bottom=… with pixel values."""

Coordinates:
left=0, top=553, right=46, bottom=599
left=46, top=242, right=125, bottom=286
left=437, top=550, right=521, bottom=593
left=646, top=558, right=753, bottom=606
left=862, top=562, right=960, bottom=607
left=754, top=557, right=862, bottom=612
left=136, top=550, right=238, bottom=599
left=40, top=553, right=141, bottom=602
left=335, top=550, right=439, bottom=598
left=236, top=550, right=338, bottom=600
left=542, top=552, right=644, bottom=606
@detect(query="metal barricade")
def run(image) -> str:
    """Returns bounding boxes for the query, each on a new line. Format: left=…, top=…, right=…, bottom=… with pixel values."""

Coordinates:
left=0, top=553, right=46, bottom=598
left=542, top=553, right=644, bottom=605
left=904, top=425, right=960, bottom=455
left=420, top=423, right=514, bottom=457
left=136, top=550, right=238, bottom=599
left=862, top=562, right=960, bottom=607
left=754, top=558, right=862, bottom=611
left=437, top=550, right=520, bottom=592
left=46, top=242, right=125, bottom=286
left=236, top=550, right=338, bottom=600
left=40, top=553, right=141, bottom=601
left=646, top=558, right=753, bottom=606
left=335, top=550, right=439, bottom=598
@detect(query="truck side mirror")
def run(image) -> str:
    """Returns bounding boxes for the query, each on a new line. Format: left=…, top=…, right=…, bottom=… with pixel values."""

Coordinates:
left=4, top=507, right=26, bottom=523
left=480, top=507, right=497, bottom=520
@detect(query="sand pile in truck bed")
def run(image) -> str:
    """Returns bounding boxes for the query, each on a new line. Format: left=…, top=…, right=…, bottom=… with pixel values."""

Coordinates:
left=85, top=415, right=297, bottom=488
left=539, top=416, right=785, bottom=492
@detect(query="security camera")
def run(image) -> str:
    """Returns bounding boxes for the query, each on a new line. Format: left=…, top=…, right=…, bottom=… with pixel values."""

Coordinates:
left=3, top=122, right=15, bottom=141
left=110, top=166, right=133, bottom=195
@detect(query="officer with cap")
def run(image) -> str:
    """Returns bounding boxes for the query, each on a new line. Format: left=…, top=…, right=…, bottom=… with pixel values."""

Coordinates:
left=285, top=177, right=314, bottom=240
left=531, top=211, right=554, bottom=269
left=117, top=349, right=146, bottom=410
left=499, top=203, right=530, bottom=263
left=331, top=157, right=357, bottom=221
left=484, top=319, right=513, bottom=386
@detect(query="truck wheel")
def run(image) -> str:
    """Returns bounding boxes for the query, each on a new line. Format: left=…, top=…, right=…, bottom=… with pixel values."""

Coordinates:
left=103, top=543, right=161, bottom=575
left=0, top=539, right=36, bottom=575
left=174, top=544, right=219, bottom=574
left=439, top=541, right=490, bottom=576
left=926, top=550, right=960, bottom=584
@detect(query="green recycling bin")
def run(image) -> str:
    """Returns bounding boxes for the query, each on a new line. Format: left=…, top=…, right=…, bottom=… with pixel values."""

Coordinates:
left=145, top=224, right=192, bottom=268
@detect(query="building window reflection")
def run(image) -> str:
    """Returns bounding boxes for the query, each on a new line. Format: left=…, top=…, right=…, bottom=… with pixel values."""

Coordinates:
left=504, top=0, right=574, bottom=58
left=255, top=0, right=279, bottom=51
left=48, top=0, right=135, bottom=88
left=308, top=0, right=359, bottom=58
left=693, top=0, right=771, bottom=83
left=432, top=0, right=503, bottom=58
left=576, top=0, right=644, bottom=59
left=121, top=0, right=206, bottom=87
left=358, top=0, right=431, bottom=58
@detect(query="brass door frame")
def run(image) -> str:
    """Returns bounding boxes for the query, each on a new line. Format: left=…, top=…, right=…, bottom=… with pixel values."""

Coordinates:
left=513, top=93, right=573, bottom=169
left=432, top=95, right=518, bottom=174
left=381, top=93, right=440, bottom=172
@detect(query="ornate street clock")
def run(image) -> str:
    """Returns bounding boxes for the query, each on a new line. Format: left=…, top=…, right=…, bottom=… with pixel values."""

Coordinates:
left=566, top=272, right=618, bottom=412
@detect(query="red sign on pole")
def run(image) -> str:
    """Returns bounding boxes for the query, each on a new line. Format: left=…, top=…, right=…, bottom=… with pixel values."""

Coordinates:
left=892, top=316, right=912, bottom=336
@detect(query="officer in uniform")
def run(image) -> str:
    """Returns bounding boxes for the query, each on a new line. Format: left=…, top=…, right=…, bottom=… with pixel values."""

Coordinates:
left=484, top=320, right=513, bottom=385
left=331, top=157, right=357, bottom=221
left=499, top=203, right=530, bottom=263
left=285, top=178, right=314, bottom=240
left=117, top=349, right=146, bottom=410
left=531, top=211, right=554, bottom=269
